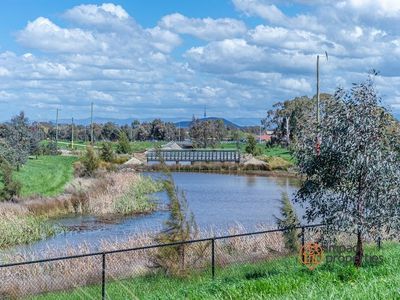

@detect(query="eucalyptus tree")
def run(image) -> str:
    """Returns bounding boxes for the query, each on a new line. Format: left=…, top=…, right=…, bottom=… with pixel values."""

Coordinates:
left=295, top=75, right=400, bottom=267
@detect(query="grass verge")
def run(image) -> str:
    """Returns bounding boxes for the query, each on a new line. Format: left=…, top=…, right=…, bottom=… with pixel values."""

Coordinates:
left=30, top=243, right=400, bottom=300
left=14, top=156, right=77, bottom=197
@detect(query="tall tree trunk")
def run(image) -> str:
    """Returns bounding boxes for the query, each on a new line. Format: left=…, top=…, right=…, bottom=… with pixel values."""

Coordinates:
left=354, top=230, right=363, bottom=268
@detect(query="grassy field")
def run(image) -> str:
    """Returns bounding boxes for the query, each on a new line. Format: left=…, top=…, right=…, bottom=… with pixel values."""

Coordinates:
left=14, top=156, right=77, bottom=197
left=218, top=143, right=294, bottom=161
left=33, top=243, right=399, bottom=300
left=46, top=140, right=162, bottom=152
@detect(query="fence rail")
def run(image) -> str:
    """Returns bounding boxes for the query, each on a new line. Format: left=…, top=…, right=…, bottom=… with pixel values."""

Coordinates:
left=0, top=224, right=338, bottom=299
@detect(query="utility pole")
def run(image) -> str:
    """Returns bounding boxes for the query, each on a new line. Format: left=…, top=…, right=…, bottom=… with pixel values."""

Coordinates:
left=317, top=55, right=320, bottom=125
left=259, top=124, right=262, bottom=144
left=71, top=117, right=75, bottom=149
left=55, top=108, right=59, bottom=150
left=315, top=52, right=328, bottom=156
left=90, top=102, right=94, bottom=145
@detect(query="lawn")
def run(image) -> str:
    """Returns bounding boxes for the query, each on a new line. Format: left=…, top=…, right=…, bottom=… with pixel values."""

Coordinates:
left=32, top=243, right=400, bottom=300
left=13, top=155, right=77, bottom=197
left=218, top=143, right=294, bottom=161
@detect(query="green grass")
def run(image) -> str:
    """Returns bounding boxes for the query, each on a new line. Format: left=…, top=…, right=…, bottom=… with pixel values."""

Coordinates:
left=13, top=155, right=78, bottom=197
left=218, top=143, right=293, bottom=160
left=43, top=140, right=162, bottom=152
left=32, top=243, right=400, bottom=300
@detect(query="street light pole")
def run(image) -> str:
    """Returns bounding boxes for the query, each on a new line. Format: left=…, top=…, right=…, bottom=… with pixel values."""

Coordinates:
left=55, top=108, right=59, bottom=150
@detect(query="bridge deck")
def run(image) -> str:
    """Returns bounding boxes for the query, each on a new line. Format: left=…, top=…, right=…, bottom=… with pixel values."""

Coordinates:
left=146, top=149, right=240, bottom=163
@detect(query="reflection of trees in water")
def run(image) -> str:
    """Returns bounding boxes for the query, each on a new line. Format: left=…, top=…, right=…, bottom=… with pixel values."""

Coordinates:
left=270, top=177, right=301, bottom=189
left=245, top=175, right=257, bottom=187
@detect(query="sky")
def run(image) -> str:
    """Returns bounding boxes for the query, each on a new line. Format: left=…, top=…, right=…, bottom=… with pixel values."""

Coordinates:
left=0, top=0, right=400, bottom=122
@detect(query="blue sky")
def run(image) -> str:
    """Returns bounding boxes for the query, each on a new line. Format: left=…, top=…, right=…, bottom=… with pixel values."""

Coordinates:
left=0, top=0, right=399, bottom=121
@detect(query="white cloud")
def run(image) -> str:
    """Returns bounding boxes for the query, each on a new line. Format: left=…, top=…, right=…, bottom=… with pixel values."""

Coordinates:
left=1, top=1, right=400, bottom=120
left=146, top=26, right=182, bottom=52
left=159, top=13, right=247, bottom=41
left=232, top=0, right=323, bottom=32
left=63, top=3, right=130, bottom=28
left=17, top=17, right=99, bottom=53
left=88, top=90, right=114, bottom=102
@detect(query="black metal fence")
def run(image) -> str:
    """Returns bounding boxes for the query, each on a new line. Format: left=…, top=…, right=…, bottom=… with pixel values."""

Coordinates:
left=0, top=224, right=325, bottom=299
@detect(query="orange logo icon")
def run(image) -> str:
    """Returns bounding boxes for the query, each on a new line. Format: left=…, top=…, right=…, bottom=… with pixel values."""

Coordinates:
left=299, top=242, right=324, bottom=270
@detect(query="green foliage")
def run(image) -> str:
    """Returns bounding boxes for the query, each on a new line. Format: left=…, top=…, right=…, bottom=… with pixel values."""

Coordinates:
left=116, top=131, right=131, bottom=154
left=152, top=176, right=198, bottom=275
left=114, top=176, right=163, bottom=215
left=264, top=94, right=333, bottom=146
left=100, top=142, right=114, bottom=162
left=245, top=134, right=258, bottom=155
left=80, top=146, right=100, bottom=177
left=0, top=111, right=37, bottom=169
left=275, top=192, right=300, bottom=253
left=295, top=75, right=400, bottom=267
left=0, top=156, right=21, bottom=201
left=189, top=119, right=225, bottom=148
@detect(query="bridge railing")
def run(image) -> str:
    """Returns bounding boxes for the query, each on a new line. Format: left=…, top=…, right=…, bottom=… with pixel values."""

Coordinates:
left=146, top=149, right=240, bottom=163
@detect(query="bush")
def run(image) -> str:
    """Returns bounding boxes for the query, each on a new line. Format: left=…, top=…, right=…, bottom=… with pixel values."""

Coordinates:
left=80, top=146, right=99, bottom=177
left=151, top=176, right=199, bottom=275
left=100, top=142, right=114, bottom=162
left=245, top=134, right=258, bottom=155
left=116, top=132, right=131, bottom=154
left=275, top=192, right=300, bottom=253
left=0, top=156, right=21, bottom=201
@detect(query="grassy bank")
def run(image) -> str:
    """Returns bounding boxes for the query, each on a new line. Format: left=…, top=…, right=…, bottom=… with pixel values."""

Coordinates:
left=14, top=156, right=77, bottom=197
left=32, top=243, right=400, bottom=299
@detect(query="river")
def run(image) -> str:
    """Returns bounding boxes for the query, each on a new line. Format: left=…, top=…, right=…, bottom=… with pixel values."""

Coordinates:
left=2, top=172, right=302, bottom=258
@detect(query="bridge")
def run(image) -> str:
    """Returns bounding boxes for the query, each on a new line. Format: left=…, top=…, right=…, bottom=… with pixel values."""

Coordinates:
left=146, top=149, right=240, bottom=163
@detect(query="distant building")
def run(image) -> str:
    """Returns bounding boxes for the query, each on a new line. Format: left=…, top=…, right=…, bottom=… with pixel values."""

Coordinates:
left=258, top=134, right=272, bottom=142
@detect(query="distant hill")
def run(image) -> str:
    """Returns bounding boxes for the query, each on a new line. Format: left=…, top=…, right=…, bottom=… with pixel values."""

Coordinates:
left=175, top=117, right=242, bottom=129
left=44, top=116, right=260, bottom=128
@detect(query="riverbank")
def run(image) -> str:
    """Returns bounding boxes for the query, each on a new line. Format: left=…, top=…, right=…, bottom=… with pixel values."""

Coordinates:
left=0, top=172, right=163, bottom=249
left=132, top=163, right=299, bottom=178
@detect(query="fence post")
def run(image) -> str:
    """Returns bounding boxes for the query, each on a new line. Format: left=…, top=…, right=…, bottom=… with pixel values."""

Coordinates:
left=377, top=236, right=381, bottom=250
left=211, top=238, right=215, bottom=279
left=102, top=253, right=106, bottom=300
left=301, top=226, right=305, bottom=248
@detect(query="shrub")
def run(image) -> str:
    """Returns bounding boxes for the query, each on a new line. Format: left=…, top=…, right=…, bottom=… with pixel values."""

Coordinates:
left=0, top=156, right=21, bottom=201
left=100, top=142, right=114, bottom=162
left=245, top=134, right=259, bottom=155
left=116, top=132, right=131, bottom=154
left=80, top=146, right=99, bottom=177
left=275, top=192, right=300, bottom=253
left=151, top=176, right=199, bottom=275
